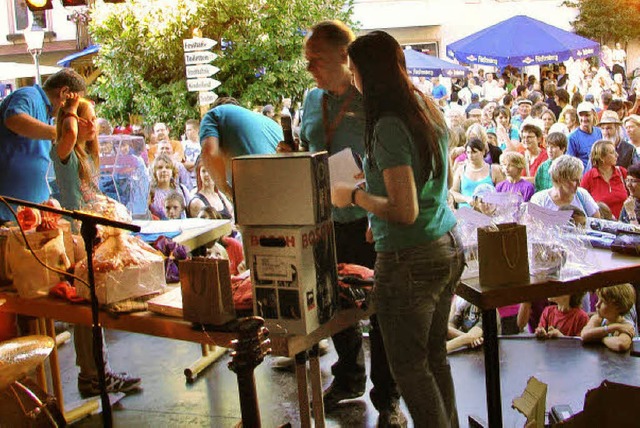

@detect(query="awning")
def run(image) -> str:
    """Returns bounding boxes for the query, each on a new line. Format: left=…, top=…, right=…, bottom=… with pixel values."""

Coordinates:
left=56, top=44, right=99, bottom=67
left=446, top=15, right=600, bottom=69
left=0, top=62, right=63, bottom=81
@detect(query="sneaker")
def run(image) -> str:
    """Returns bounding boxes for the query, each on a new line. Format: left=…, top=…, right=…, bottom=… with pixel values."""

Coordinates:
left=377, top=402, right=407, bottom=428
left=271, top=339, right=331, bottom=370
left=78, top=372, right=142, bottom=396
left=322, top=381, right=366, bottom=410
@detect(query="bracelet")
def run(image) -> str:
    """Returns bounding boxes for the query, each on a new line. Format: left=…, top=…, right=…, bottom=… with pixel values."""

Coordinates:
left=351, top=187, right=361, bottom=206
left=604, top=325, right=609, bottom=334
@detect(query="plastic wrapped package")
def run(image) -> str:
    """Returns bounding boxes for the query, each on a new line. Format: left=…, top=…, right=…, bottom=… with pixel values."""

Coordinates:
left=98, top=135, right=150, bottom=219
left=522, top=208, right=596, bottom=281
left=75, top=233, right=167, bottom=304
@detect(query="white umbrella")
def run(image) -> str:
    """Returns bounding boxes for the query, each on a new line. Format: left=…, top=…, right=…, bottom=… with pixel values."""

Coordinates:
left=0, top=62, right=63, bottom=81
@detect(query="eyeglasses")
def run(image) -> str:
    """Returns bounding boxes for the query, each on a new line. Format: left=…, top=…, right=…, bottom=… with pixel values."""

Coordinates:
left=626, top=178, right=640, bottom=185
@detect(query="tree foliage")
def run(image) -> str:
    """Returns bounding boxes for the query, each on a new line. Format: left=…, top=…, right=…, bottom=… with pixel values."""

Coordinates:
left=563, top=0, right=640, bottom=46
left=88, top=0, right=355, bottom=135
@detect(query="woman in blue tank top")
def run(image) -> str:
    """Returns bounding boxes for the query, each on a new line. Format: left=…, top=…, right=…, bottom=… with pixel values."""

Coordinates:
left=450, top=138, right=504, bottom=208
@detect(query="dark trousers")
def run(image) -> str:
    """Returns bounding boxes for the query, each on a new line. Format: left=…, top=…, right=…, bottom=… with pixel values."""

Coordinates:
left=332, top=217, right=400, bottom=410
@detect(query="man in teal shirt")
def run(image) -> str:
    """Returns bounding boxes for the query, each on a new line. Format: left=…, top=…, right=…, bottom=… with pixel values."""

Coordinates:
left=200, top=98, right=282, bottom=199
left=295, top=20, right=404, bottom=426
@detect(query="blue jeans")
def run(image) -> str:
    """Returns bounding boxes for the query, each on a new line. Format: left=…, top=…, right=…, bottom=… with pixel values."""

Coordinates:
left=374, top=229, right=465, bottom=427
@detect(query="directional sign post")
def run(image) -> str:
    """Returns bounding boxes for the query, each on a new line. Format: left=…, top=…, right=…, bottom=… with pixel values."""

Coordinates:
left=187, top=78, right=221, bottom=92
left=186, top=64, right=220, bottom=79
left=183, top=35, right=220, bottom=115
left=199, top=91, right=218, bottom=106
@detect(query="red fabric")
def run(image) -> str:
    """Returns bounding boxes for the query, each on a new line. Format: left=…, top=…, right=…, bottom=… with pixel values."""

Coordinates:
left=338, top=263, right=374, bottom=279
left=580, top=166, right=628, bottom=218
left=528, top=150, right=548, bottom=177
left=49, top=281, right=88, bottom=303
left=538, top=305, right=589, bottom=336
left=337, top=263, right=374, bottom=309
left=231, top=272, right=253, bottom=311
left=222, top=236, right=244, bottom=276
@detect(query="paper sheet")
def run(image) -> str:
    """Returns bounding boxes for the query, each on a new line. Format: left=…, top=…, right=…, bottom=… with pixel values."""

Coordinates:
left=455, top=206, right=494, bottom=228
left=523, top=203, right=573, bottom=227
left=328, top=148, right=362, bottom=187
left=133, top=218, right=216, bottom=234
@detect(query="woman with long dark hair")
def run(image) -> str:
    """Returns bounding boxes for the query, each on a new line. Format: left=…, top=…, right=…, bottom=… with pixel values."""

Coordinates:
left=332, top=31, right=465, bottom=427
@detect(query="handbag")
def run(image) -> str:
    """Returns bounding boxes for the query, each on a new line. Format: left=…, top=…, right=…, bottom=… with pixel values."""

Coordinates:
left=477, top=223, right=530, bottom=287
left=179, top=257, right=236, bottom=326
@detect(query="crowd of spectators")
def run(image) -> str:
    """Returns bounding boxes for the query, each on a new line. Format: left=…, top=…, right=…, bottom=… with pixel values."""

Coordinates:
left=422, top=61, right=640, bottom=351
left=92, top=59, right=639, bottom=352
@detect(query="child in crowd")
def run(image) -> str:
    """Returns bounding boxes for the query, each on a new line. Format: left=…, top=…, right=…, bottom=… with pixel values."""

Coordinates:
left=148, top=153, right=190, bottom=220
left=535, top=292, right=589, bottom=338
left=447, top=295, right=485, bottom=353
left=51, top=94, right=141, bottom=396
left=581, top=283, right=636, bottom=352
left=496, top=151, right=535, bottom=202
left=534, top=132, right=567, bottom=192
left=163, top=190, right=186, bottom=219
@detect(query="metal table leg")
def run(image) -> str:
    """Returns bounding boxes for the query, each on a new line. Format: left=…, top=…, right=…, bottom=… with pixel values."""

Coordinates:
left=482, top=309, right=502, bottom=428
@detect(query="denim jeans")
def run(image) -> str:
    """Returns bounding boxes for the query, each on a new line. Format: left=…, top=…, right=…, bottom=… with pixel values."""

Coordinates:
left=374, top=228, right=465, bottom=427
left=331, top=217, right=400, bottom=410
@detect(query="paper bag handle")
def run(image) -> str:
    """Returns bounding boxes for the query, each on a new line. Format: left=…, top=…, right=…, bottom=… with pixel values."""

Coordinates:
left=502, top=232, right=520, bottom=270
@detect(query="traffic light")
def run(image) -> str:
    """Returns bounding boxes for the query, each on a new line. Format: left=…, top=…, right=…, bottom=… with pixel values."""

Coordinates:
left=62, top=0, right=89, bottom=6
left=25, top=0, right=54, bottom=11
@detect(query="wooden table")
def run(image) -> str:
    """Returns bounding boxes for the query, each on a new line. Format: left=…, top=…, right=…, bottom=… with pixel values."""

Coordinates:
left=456, top=249, right=640, bottom=428
left=0, top=291, right=369, bottom=427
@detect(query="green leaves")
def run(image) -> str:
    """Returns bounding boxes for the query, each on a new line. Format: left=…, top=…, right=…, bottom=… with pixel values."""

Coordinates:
left=88, top=0, right=355, bottom=135
left=564, top=0, right=640, bottom=46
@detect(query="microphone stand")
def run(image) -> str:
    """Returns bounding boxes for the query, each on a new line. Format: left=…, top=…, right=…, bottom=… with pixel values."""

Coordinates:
left=1, top=195, right=140, bottom=428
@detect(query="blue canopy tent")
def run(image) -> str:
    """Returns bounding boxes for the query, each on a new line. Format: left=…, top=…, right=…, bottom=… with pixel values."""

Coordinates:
left=403, top=48, right=467, bottom=78
left=57, top=44, right=99, bottom=67
left=446, top=15, right=599, bottom=69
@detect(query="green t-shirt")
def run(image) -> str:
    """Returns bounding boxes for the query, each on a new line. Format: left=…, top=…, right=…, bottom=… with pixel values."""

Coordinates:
left=300, top=86, right=367, bottom=224
left=534, top=158, right=553, bottom=192
left=364, top=115, right=456, bottom=252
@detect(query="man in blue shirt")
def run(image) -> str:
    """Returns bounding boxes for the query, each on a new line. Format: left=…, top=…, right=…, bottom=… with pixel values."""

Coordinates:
left=200, top=98, right=282, bottom=199
left=431, top=76, right=447, bottom=101
left=568, top=102, right=603, bottom=169
left=0, top=69, right=86, bottom=222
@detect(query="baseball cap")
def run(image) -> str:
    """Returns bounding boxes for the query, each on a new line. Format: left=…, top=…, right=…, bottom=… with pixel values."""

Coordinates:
left=576, top=102, right=596, bottom=114
left=598, top=110, right=622, bottom=126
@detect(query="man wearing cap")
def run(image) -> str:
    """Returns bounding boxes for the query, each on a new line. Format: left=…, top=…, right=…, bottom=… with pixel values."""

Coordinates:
left=600, top=111, right=639, bottom=169
left=624, top=115, right=640, bottom=155
left=465, top=92, right=481, bottom=116
left=511, top=98, right=532, bottom=130
left=568, top=102, right=603, bottom=169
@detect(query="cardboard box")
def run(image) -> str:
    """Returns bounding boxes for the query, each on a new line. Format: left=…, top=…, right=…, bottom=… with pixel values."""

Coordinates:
left=232, top=152, right=331, bottom=226
left=242, top=221, right=338, bottom=335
